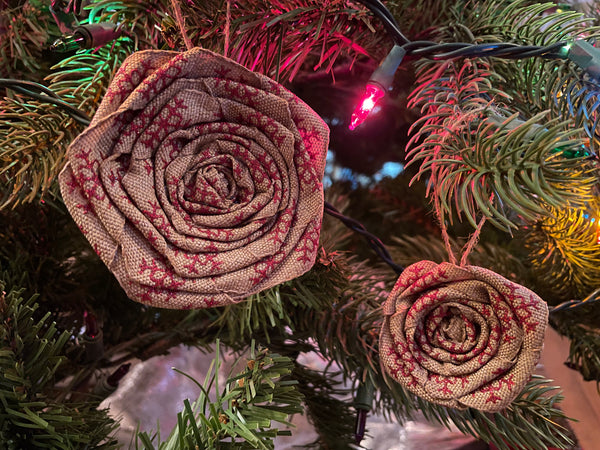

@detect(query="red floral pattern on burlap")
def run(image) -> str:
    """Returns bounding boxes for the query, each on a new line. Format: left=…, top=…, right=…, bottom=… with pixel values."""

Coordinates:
left=379, top=261, right=547, bottom=412
left=58, top=48, right=329, bottom=309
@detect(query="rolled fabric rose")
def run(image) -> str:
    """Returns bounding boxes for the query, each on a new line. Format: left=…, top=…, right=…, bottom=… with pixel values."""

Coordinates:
left=379, top=260, right=548, bottom=412
left=59, top=48, right=329, bottom=309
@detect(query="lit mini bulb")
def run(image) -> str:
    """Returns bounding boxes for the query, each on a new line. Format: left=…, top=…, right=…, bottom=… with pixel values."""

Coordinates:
left=348, top=45, right=406, bottom=131
left=349, top=84, right=385, bottom=130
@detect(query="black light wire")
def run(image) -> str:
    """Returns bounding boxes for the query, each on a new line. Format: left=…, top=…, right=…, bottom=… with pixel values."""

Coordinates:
left=324, top=201, right=404, bottom=275
left=548, top=287, right=600, bottom=313
left=355, top=0, right=568, bottom=60
left=406, top=40, right=567, bottom=60
left=356, top=0, right=410, bottom=45
left=0, top=78, right=91, bottom=125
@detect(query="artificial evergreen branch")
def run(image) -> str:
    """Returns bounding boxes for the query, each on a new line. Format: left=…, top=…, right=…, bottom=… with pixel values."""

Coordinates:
left=464, top=0, right=595, bottom=45
left=87, top=0, right=168, bottom=50
left=47, top=40, right=133, bottom=116
left=135, top=342, right=304, bottom=450
left=556, top=322, right=600, bottom=383
left=550, top=300, right=600, bottom=384
left=180, top=0, right=387, bottom=82
left=293, top=365, right=356, bottom=449
left=408, top=62, right=596, bottom=230
left=0, top=278, right=117, bottom=449
left=482, top=2, right=600, bottom=152
left=414, top=375, right=572, bottom=450
left=0, top=39, right=134, bottom=210
left=525, top=205, right=600, bottom=301
left=553, top=76, right=600, bottom=154
left=0, top=2, right=57, bottom=79
left=0, top=94, right=83, bottom=209
left=215, top=244, right=353, bottom=346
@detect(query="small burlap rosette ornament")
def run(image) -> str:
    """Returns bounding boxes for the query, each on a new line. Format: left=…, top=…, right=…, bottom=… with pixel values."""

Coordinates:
left=59, top=48, right=329, bottom=309
left=380, top=260, right=548, bottom=412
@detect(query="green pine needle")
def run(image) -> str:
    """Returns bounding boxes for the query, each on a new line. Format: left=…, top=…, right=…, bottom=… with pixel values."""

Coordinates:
left=0, top=277, right=118, bottom=449
left=135, top=341, right=304, bottom=450
left=408, top=57, right=596, bottom=231
left=525, top=205, right=600, bottom=301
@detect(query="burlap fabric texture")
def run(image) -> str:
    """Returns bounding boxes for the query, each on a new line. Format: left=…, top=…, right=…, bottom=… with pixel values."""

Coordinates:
left=380, top=260, right=548, bottom=412
left=59, top=48, right=329, bottom=309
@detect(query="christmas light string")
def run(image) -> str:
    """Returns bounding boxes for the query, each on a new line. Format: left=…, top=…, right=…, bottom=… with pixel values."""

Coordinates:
left=547, top=287, right=600, bottom=313
left=0, top=79, right=91, bottom=125
left=2, top=3, right=597, bottom=313
left=350, top=0, right=599, bottom=129
left=323, top=201, right=404, bottom=274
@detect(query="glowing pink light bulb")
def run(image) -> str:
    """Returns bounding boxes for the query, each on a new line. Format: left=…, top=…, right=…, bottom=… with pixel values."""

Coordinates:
left=349, top=84, right=385, bottom=130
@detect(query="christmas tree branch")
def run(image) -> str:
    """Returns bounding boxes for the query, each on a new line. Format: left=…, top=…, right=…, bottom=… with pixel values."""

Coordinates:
left=524, top=205, right=600, bottom=301
left=181, top=0, right=387, bottom=82
left=552, top=76, right=600, bottom=155
left=292, top=364, right=356, bottom=449
left=407, top=55, right=596, bottom=231
left=415, top=375, right=572, bottom=450
left=561, top=324, right=600, bottom=383
left=47, top=41, right=132, bottom=116
left=1, top=40, right=132, bottom=210
left=550, top=299, right=600, bottom=384
left=0, top=2, right=56, bottom=79
left=135, top=342, right=304, bottom=450
left=0, top=278, right=118, bottom=449
left=87, top=0, right=167, bottom=49
left=0, top=98, right=81, bottom=209
left=465, top=0, right=596, bottom=45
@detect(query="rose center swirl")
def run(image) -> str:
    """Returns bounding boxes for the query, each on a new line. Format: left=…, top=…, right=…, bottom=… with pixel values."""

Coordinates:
left=173, top=153, right=256, bottom=214
left=184, top=164, right=237, bottom=204
left=425, top=304, right=483, bottom=354
left=406, top=298, right=497, bottom=371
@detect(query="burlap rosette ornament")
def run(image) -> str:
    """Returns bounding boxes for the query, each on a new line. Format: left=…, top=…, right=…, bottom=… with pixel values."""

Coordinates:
left=380, top=260, right=548, bottom=412
left=59, top=48, right=329, bottom=309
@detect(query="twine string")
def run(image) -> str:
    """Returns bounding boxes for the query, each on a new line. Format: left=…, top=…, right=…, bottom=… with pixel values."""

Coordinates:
left=224, top=0, right=231, bottom=58
left=431, top=144, right=457, bottom=265
left=439, top=214, right=457, bottom=265
left=171, top=0, right=193, bottom=51
left=460, top=214, right=487, bottom=266
left=432, top=168, right=491, bottom=266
